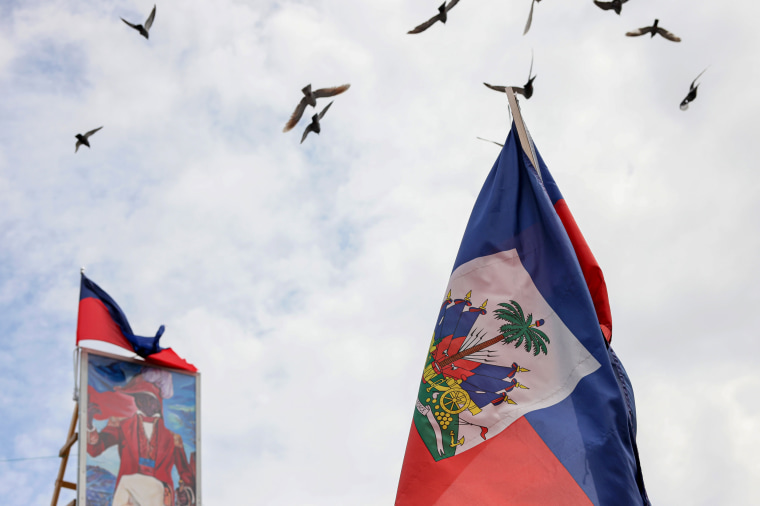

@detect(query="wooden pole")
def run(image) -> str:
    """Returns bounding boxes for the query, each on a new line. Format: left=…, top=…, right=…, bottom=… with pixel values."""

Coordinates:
left=51, top=402, right=78, bottom=506
left=504, top=87, right=541, bottom=182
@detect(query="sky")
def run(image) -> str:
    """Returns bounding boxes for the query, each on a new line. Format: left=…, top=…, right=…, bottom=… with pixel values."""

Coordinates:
left=1, top=0, right=759, bottom=504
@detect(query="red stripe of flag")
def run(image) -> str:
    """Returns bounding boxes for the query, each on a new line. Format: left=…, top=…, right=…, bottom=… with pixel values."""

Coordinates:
left=553, top=199, right=612, bottom=343
left=76, top=297, right=133, bottom=350
left=396, top=418, right=592, bottom=505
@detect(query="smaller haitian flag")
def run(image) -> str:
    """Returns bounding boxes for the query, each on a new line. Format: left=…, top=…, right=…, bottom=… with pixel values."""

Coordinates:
left=395, top=122, right=648, bottom=505
left=76, top=272, right=197, bottom=372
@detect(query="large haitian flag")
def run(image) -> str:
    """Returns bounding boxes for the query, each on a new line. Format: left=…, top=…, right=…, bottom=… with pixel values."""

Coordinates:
left=76, top=272, right=197, bottom=373
left=395, top=123, right=649, bottom=505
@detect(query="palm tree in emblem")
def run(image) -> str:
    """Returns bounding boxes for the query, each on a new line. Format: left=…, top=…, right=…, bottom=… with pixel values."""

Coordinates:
left=494, top=301, right=550, bottom=356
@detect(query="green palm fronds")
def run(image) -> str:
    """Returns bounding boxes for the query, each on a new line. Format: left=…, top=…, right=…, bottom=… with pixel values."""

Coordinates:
left=493, top=300, right=550, bottom=356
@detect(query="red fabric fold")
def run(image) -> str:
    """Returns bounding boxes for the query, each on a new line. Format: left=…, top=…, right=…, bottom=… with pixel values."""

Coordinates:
left=554, top=199, right=613, bottom=343
left=76, top=298, right=133, bottom=351
left=146, top=348, right=198, bottom=373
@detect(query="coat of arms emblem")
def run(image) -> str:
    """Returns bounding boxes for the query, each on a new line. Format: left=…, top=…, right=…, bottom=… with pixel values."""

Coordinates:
left=414, top=290, right=551, bottom=460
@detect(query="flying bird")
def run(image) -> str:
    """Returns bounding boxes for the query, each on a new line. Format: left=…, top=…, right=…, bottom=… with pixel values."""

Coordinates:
left=523, top=0, right=542, bottom=35
left=121, top=5, right=156, bottom=39
left=75, top=126, right=103, bottom=153
left=593, top=0, right=628, bottom=15
left=283, top=84, right=350, bottom=133
left=408, top=0, right=461, bottom=34
left=301, top=101, right=333, bottom=144
left=680, top=68, right=708, bottom=111
left=626, top=19, right=681, bottom=42
left=483, top=53, right=537, bottom=99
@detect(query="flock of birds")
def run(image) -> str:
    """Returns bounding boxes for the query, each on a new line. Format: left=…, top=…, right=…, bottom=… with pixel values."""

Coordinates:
left=74, top=5, right=157, bottom=153
left=74, top=4, right=351, bottom=153
left=75, top=2, right=707, bottom=153
left=408, top=0, right=707, bottom=109
left=282, top=84, right=351, bottom=143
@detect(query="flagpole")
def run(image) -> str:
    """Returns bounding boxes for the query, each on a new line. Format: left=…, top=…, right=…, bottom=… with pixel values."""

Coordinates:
left=505, top=87, right=541, bottom=181
left=75, top=267, right=84, bottom=402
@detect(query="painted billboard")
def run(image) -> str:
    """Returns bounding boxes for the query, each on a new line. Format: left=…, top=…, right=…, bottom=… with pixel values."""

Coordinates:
left=78, top=349, right=200, bottom=506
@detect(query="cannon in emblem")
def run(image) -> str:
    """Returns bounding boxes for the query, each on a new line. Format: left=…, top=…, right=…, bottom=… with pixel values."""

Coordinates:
left=423, top=364, right=482, bottom=416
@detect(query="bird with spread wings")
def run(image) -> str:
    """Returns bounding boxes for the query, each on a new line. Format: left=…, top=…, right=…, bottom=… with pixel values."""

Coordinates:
left=626, top=19, right=681, bottom=42
left=121, top=5, right=156, bottom=40
left=75, top=126, right=103, bottom=153
left=283, top=84, right=350, bottom=133
left=301, top=102, right=334, bottom=144
left=484, top=52, right=537, bottom=99
left=408, top=0, right=461, bottom=34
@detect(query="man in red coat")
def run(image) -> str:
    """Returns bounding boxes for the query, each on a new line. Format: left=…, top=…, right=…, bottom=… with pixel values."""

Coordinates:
left=88, top=370, right=193, bottom=506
